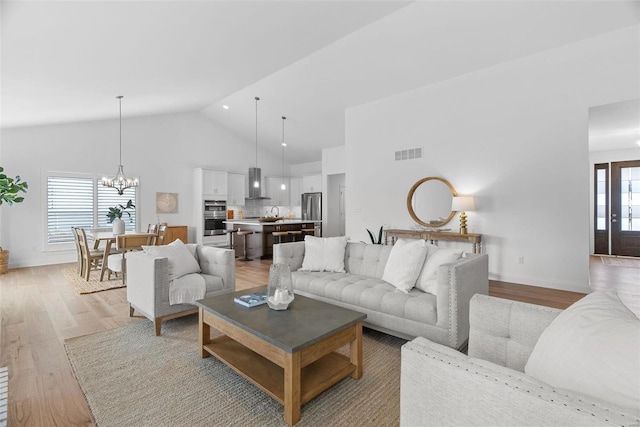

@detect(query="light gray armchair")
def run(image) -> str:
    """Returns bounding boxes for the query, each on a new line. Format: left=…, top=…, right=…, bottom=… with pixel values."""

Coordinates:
left=126, top=244, right=235, bottom=335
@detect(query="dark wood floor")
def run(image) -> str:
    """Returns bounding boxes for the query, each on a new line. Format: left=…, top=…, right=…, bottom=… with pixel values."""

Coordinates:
left=0, top=256, right=637, bottom=426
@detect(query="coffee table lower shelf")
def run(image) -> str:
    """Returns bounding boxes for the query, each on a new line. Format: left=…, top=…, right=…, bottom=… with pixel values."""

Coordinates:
left=203, top=336, right=354, bottom=405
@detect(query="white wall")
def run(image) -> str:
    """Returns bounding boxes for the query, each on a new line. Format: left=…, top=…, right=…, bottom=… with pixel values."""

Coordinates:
left=588, top=147, right=640, bottom=254
left=322, top=146, right=347, bottom=236
left=290, top=161, right=321, bottom=176
left=345, top=25, right=639, bottom=293
left=0, top=111, right=282, bottom=268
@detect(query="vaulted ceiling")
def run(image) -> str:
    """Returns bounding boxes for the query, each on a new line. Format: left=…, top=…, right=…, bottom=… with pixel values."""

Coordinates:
left=2, top=1, right=638, bottom=163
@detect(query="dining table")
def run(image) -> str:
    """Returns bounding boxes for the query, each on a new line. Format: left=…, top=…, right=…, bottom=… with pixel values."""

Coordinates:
left=85, top=229, right=156, bottom=281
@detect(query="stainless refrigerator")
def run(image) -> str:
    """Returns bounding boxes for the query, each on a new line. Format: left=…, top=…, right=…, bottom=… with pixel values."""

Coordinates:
left=301, top=192, right=322, bottom=235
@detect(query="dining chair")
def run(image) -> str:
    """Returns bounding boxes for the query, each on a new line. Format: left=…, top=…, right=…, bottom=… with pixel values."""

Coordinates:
left=71, top=227, right=83, bottom=275
left=155, top=225, right=167, bottom=245
left=107, top=233, right=155, bottom=284
left=77, top=228, right=105, bottom=281
left=147, top=223, right=159, bottom=234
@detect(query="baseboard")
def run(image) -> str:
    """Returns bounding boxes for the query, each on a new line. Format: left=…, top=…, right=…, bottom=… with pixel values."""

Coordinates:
left=489, top=273, right=591, bottom=294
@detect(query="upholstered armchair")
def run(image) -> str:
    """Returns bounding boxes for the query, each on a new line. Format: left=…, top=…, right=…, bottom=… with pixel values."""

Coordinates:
left=126, top=243, right=235, bottom=335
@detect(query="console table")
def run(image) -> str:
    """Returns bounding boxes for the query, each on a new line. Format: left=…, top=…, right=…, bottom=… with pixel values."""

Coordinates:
left=384, top=229, right=482, bottom=254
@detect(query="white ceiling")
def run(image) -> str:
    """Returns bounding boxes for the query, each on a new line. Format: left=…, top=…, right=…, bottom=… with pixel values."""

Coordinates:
left=2, top=1, right=639, bottom=164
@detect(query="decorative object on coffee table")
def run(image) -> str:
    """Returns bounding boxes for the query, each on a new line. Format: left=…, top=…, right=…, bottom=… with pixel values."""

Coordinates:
left=267, top=263, right=294, bottom=310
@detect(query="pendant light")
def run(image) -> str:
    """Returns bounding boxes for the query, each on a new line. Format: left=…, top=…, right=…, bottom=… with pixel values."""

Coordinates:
left=253, top=96, right=260, bottom=189
left=281, top=116, right=287, bottom=191
left=101, top=96, right=138, bottom=195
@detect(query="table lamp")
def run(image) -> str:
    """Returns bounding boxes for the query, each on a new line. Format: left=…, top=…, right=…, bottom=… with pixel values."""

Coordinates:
left=451, top=196, right=475, bottom=234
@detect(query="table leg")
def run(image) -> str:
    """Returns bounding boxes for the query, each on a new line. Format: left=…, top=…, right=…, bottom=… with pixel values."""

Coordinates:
left=283, top=351, right=301, bottom=426
left=99, top=240, right=112, bottom=281
left=199, top=308, right=210, bottom=358
left=350, top=322, right=363, bottom=379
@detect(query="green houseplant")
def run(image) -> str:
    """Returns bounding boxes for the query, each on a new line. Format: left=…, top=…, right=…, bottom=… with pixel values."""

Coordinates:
left=106, top=199, right=135, bottom=235
left=106, top=199, right=135, bottom=223
left=0, top=166, right=29, bottom=273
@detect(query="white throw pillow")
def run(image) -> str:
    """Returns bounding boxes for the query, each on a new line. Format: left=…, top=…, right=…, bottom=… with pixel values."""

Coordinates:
left=524, top=291, right=640, bottom=410
left=142, top=238, right=201, bottom=281
left=415, top=247, right=463, bottom=295
left=300, top=236, right=349, bottom=273
left=381, top=239, right=429, bottom=293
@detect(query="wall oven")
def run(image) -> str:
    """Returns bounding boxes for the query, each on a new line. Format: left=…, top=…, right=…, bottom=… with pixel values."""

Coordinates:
left=203, top=200, right=227, bottom=236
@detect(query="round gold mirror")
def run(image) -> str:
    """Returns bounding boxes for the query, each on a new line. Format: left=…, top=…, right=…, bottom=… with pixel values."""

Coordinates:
left=407, top=177, right=457, bottom=228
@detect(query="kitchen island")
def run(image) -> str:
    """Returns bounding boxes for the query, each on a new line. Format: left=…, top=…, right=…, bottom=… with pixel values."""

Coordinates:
left=225, top=219, right=321, bottom=259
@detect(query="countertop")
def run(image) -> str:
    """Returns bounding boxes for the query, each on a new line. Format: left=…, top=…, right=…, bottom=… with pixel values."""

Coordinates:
left=224, top=219, right=321, bottom=226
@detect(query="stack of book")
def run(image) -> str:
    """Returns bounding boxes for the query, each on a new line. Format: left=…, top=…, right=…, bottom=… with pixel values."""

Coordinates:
left=234, top=290, right=268, bottom=307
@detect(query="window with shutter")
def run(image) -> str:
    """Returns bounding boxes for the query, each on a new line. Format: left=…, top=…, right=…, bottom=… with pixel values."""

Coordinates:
left=45, top=173, right=138, bottom=248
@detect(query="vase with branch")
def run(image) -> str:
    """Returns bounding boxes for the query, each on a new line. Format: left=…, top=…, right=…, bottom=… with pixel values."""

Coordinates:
left=106, top=199, right=135, bottom=235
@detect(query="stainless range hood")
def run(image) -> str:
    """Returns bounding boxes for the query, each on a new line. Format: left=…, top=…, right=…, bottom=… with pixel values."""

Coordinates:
left=246, top=167, right=271, bottom=200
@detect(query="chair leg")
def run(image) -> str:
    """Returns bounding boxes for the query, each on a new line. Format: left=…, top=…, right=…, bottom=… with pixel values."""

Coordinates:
left=154, top=319, right=162, bottom=336
left=84, top=260, right=91, bottom=281
left=129, top=304, right=135, bottom=317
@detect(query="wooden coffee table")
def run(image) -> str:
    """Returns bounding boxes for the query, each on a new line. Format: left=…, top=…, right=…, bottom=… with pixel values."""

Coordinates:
left=196, top=287, right=366, bottom=426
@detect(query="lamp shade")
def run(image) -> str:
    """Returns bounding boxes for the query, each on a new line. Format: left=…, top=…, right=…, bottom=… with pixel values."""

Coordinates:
left=451, top=196, right=475, bottom=212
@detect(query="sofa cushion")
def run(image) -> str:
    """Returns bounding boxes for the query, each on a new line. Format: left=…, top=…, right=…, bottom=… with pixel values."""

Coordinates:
left=415, top=247, right=462, bottom=295
left=291, top=271, right=437, bottom=325
left=344, top=242, right=393, bottom=279
left=142, top=238, right=201, bottom=281
left=382, top=238, right=429, bottom=293
left=525, top=290, right=640, bottom=411
left=300, top=235, right=349, bottom=273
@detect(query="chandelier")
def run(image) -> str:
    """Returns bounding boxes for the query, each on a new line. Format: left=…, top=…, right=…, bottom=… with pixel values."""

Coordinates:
left=101, top=96, right=138, bottom=195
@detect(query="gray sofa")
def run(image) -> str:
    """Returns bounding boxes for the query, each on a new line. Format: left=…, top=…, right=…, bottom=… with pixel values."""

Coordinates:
left=273, top=241, right=488, bottom=350
left=126, top=244, right=235, bottom=335
left=400, top=294, right=640, bottom=426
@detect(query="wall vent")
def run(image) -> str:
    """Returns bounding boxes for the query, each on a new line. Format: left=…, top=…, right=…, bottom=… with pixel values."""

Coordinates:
left=395, top=148, right=422, bottom=161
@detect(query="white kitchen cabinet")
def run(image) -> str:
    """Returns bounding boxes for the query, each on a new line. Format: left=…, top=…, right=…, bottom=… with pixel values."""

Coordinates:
left=202, top=169, right=227, bottom=198
left=289, top=177, right=302, bottom=206
left=266, top=176, right=290, bottom=206
left=302, top=174, right=322, bottom=193
left=227, top=173, right=245, bottom=205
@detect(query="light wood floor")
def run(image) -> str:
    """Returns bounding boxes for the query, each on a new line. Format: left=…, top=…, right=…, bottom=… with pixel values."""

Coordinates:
left=0, top=256, right=637, bottom=426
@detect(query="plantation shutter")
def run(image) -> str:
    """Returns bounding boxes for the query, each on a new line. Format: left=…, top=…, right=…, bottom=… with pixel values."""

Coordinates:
left=47, top=176, right=93, bottom=244
left=97, top=185, right=137, bottom=230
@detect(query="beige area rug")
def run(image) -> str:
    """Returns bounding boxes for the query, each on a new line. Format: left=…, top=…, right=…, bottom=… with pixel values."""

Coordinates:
left=61, top=267, right=125, bottom=294
left=600, top=256, right=640, bottom=269
left=64, top=315, right=405, bottom=427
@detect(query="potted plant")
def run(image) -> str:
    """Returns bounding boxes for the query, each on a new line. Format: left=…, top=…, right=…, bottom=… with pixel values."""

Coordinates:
left=0, top=166, right=28, bottom=274
left=106, top=199, right=135, bottom=235
left=366, top=226, right=384, bottom=245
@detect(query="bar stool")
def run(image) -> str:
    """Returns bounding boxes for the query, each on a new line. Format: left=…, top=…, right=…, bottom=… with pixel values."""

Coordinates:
left=237, top=230, right=254, bottom=261
left=288, top=230, right=303, bottom=242
left=224, top=229, right=238, bottom=257
left=302, top=228, right=316, bottom=238
left=273, top=231, right=289, bottom=245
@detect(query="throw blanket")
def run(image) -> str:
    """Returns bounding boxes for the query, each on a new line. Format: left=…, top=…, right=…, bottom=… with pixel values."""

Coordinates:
left=169, top=273, right=206, bottom=305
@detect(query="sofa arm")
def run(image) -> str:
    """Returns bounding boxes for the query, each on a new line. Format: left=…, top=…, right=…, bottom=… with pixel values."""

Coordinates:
left=400, top=337, right=635, bottom=427
left=196, top=246, right=235, bottom=291
left=435, top=253, right=489, bottom=349
left=273, top=241, right=305, bottom=271
left=126, top=252, right=170, bottom=318
left=468, top=294, right=561, bottom=371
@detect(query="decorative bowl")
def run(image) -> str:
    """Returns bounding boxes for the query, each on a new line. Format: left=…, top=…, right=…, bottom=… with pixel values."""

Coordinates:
left=258, top=216, right=283, bottom=223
